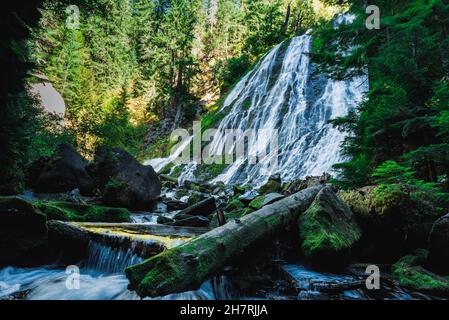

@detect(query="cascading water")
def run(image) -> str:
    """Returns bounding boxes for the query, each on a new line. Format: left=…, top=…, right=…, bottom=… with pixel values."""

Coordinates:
left=0, top=240, right=237, bottom=300
left=208, top=34, right=367, bottom=186
left=148, top=34, right=367, bottom=187
left=83, top=241, right=144, bottom=274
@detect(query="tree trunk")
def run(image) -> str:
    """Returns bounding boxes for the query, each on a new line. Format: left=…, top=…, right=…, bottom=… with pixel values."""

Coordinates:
left=125, top=185, right=323, bottom=298
left=280, top=3, right=291, bottom=35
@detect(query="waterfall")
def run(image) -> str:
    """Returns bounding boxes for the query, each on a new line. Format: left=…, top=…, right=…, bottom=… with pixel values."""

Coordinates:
left=146, top=34, right=367, bottom=187
left=83, top=241, right=144, bottom=274
left=208, top=34, right=367, bottom=186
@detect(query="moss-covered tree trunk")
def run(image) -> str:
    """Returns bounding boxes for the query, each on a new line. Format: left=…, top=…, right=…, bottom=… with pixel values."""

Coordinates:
left=125, top=185, right=323, bottom=298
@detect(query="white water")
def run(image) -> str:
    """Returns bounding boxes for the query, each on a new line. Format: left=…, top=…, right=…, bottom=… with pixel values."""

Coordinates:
left=209, top=34, right=367, bottom=186
left=144, top=136, right=193, bottom=173
left=144, top=34, right=367, bottom=186
left=0, top=241, right=236, bottom=300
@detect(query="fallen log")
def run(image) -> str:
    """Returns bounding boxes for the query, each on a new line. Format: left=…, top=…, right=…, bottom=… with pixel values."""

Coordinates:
left=125, top=185, right=323, bottom=298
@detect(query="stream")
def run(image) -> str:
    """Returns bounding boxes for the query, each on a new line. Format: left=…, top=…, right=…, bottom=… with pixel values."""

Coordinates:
left=0, top=242, right=435, bottom=300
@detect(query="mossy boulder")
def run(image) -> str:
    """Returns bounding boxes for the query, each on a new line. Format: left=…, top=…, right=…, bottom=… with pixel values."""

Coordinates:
left=392, top=250, right=449, bottom=295
left=248, top=193, right=284, bottom=210
left=225, top=197, right=246, bottom=212
left=232, top=185, right=246, bottom=196
left=187, top=192, right=207, bottom=206
left=35, top=201, right=131, bottom=222
left=258, top=179, right=282, bottom=194
left=339, top=185, right=438, bottom=263
left=249, top=196, right=265, bottom=210
left=89, top=145, right=161, bottom=210
left=299, top=187, right=361, bottom=269
left=0, top=197, right=48, bottom=267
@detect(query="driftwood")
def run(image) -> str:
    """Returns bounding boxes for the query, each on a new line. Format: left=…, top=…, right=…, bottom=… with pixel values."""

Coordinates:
left=125, top=185, right=323, bottom=298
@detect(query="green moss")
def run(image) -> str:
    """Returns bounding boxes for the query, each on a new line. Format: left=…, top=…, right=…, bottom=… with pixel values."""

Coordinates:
left=300, top=204, right=360, bottom=256
left=392, top=254, right=449, bottom=292
left=187, top=193, right=202, bottom=206
left=35, top=201, right=131, bottom=222
left=232, top=184, right=246, bottom=196
left=169, top=165, right=184, bottom=178
left=258, top=180, right=281, bottom=194
left=225, top=197, right=245, bottom=212
left=200, top=104, right=231, bottom=132
left=138, top=136, right=177, bottom=161
left=249, top=196, right=265, bottom=210
left=298, top=188, right=362, bottom=267
left=192, top=163, right=228, bottom=182
left=241, top=98, right=252, bottom=110
left=372, top=185, right=408, bottom=215
left=159, top=162, right=175, bottom=175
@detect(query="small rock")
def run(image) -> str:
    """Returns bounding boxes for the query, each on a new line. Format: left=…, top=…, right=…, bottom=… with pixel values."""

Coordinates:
left=173, top=216, right=210, bottom=227
left=157, top=216, right=175, bottom=225
left=178, top=197, right=217, bottom=217
left=164, top=199, right=189, bottom=211
left=258, top=179, right=282, bottom=194
left=238, top=190, right=259, bottom=205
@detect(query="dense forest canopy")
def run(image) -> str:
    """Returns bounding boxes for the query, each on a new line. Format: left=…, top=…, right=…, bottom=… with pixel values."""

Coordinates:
left=1, top=0, right=340, bottom=193
left=313, top=0, right=448, bottom=209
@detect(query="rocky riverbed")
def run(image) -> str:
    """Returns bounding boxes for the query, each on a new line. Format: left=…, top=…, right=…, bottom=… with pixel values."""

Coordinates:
left=1, top=144, right=449, bottom=300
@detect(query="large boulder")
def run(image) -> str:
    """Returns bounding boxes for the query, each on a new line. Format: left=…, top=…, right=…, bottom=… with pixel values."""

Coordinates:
left=429, top=213, right=449, bottom=273
left=0, top=197, right=48, bottom=267
left=34, top=143, right=94, bottom=195
left=89, top=146, right=161, bottom=210
left=339, top=185, right=438, bottom=263
left=258, top=178, right=282, bottom=194
left=299, top=187, right=361, bottom=269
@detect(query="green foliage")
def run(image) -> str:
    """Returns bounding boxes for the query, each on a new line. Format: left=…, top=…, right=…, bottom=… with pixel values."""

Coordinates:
left=215, top=54, right=252, bottom=91
left=30, top=110, right=76, bottom=160
left=314, top=1, right=449, bottom=208
left=392, top=252, right=449, bottom=293
left=372, top=161, right=448, bottom=208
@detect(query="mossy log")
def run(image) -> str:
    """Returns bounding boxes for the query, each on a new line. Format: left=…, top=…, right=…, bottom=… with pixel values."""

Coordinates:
left=125, top=185, right=323, bottom=298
